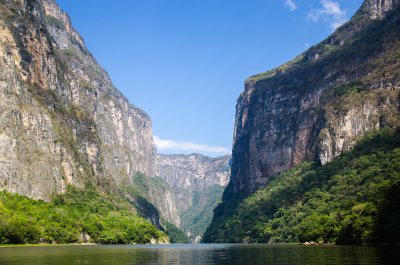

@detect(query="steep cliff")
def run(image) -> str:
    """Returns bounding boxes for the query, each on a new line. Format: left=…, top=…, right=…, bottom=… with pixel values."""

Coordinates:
left=205, top=0, right=400, bottom=243
left=225, top=0, right=400, bottom=198
left=204, top=129, right=400, bottom=244
left=0, top=0, right=156, bottom=200
left=156, top=153, right=230, bottom=242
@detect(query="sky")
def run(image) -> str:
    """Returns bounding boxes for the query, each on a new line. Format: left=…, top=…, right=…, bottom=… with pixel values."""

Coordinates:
left=56, top=0, right=364, bottom=157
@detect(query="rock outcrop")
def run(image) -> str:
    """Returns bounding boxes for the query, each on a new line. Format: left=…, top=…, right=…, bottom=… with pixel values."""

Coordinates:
left=156, top=153, right=230, bottom=242
left=157, top=154, right=230, bottom=211
left=363, top=0, right=400, bottom=19
left=0, top=0, right=156, bottom=200
left=149, top=177, right=181, bottom=228
left=224, top=0, right=400, bottom=199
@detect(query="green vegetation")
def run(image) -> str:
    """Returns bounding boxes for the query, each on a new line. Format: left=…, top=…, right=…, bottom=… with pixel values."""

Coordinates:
left=204, top=129, right=400, bottom=244
left=0, top=186, right=167, bottom=244
left=247, top=54, right=304, bottom=83
left=124, top=172, right=163, bottom=221
left=205, top=7, right=400, bottom=244
left=180, top=185, right=225, bottom=242
left=164, top=222, right=189, bottom=243
left=244, top=3, right=400, bottom=106
left=62, top=48, right=81, bottom=60
left=128, top=172, right=224, bottom=243
left=124, top=172, right=188, bottom=243
left=46, top=15, right=65, bottom=30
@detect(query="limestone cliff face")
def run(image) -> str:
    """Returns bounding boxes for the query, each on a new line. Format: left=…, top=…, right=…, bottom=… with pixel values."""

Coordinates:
left=0, top=0, right=156, bottom=200
left=363, top=0, right=400, bottom=19
left=156, top=154, right=230, bottom=242
left=225, top=0, right=400, bottom=198
left=149, top=179, right=181, bottom=228
left=157, top=154, right=230, bottom=212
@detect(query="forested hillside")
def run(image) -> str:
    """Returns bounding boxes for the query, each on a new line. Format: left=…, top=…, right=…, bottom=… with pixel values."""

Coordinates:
left=204, top=129, right=400, bottom=244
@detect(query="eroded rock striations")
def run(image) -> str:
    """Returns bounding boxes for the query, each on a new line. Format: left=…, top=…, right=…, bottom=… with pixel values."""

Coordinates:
left=0, top=0, right=155, bottom=200
left=0, top=0, right=228, bottom=239
left=222, top=0, right=400, bottom=200
left=365, top=0, right=400, bottom=18
left=205, top=0, right=400, bottom=243
left=156, top=153, right=230, bottom=242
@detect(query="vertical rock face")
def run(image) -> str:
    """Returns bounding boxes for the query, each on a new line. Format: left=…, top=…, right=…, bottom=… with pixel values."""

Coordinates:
left=156, top=153, right=231, bottom=241
left=0, top=0, right=156, bottom=200
left=148, top=179, right=181, bottom=227
left=363, top=0, right=400, bottom=19
left=157, top=154, right=230, bottom=212
left=225, top=0, right=400, bottom=198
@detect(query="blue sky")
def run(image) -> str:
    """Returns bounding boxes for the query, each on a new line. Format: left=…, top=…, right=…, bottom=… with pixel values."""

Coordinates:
left=57, top=0, right=364, bottom=157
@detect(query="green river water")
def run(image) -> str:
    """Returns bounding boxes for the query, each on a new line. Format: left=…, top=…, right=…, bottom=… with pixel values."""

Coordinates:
left=0, top=244, right=399, bottom=265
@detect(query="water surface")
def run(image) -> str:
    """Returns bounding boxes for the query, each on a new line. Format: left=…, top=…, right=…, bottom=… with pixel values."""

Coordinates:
left=0, top=244, right=399, bottom=265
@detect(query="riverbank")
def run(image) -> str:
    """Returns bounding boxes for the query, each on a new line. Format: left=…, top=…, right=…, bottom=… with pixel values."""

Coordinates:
left=0, top=243, right=97, bottom=248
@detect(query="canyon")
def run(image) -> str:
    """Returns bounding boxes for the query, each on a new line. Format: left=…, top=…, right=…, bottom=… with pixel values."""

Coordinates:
left=0, top=0, right=230, bottom=243
left=156, top=153, right=230, bottom=242
left=1, top=0, right=399, bottom=245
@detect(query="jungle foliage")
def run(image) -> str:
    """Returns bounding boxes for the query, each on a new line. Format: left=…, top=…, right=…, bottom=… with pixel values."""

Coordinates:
left=204, top=129, right=400, bottom=244
left=0, top=186, right=167, bottom=244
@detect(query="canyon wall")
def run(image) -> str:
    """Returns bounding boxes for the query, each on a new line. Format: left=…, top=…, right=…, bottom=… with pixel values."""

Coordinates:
left=223, top=0, right=400, bottom=199
left=0, top=0, right=156, bottom=200
left=156, top=153, right=230, bottom=242
left=204, top=0, right=400, bottom=243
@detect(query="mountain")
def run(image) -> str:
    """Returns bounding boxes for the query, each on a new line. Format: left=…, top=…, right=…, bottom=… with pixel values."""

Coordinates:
left=156, top=153, right=230, bottom=242
left=204, top=129, right=400, bottom=244
left=0, top=0, right=229, bottom=244
left=227, top=0, right=400, bottom=198
left=0, top=0, right=155, bottom=199
left=205, top=0, right=400, bottom=244
left=0, top=0, right=167, bottom=244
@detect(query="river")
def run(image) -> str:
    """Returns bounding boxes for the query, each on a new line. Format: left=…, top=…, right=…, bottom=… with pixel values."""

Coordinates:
left=0, top=244, right=399, bottom=265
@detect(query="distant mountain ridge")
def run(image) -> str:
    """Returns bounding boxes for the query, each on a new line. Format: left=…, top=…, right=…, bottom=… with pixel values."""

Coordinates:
left=156, top=153, right=230, bottom=242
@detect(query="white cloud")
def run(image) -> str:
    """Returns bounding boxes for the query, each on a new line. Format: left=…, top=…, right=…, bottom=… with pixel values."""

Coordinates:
left=284, top=0, right=298, bottom=11
left=307, top=0, right=348, bottom=30
left=154, top=136, right=231, bottom=155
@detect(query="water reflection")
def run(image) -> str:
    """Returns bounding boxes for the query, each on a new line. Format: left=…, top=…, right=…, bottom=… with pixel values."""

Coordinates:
left=0, top=244, right=399, bottom=265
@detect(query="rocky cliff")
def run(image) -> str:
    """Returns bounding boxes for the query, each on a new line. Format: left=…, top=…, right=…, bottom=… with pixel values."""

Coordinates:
left=204, top=0, right=400, bottom=244
left=224, top=0, right=400, bottom=199
left=0, top=0, right=229, bottom=240
left=156, top=153, right=230, bottom=242
left=0, top=0, right=156, bottom=200
left=365, top=0, right=400, bottom=18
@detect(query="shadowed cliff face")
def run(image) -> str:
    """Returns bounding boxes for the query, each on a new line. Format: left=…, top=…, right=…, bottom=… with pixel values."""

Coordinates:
left=225, top=0, right=400, bottom=199
left=0, top=0, right=156, bottom=200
